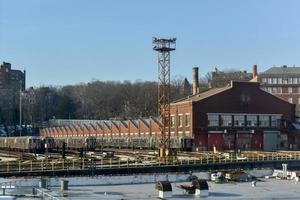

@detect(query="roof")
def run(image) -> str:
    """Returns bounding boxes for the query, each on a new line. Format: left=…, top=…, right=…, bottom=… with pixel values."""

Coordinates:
left=260, top=66, right=300, bottom=75
left=141, top=118, right=150, bottom=128
left=172, top=84, right=231, bottom=104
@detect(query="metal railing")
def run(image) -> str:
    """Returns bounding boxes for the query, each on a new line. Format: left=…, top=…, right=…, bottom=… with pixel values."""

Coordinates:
left=0, top=151, right=300, bottom=173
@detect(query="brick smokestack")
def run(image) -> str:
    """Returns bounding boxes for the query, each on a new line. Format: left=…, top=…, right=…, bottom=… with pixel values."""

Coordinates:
left=252, top=64, right=258, bottom=78
left=192, top=67, right=200, bottom=95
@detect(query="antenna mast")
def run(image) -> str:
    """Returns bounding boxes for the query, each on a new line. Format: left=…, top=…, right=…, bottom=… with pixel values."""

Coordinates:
left=152, top=37, right=176, bottom=157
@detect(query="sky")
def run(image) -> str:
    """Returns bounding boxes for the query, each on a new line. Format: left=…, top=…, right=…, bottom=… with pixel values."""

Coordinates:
left=1, top=0, right=300, bottom=87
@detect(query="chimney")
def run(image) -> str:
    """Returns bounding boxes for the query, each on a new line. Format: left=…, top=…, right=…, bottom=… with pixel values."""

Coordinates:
left=192, top=67, right=199, bottom=95
left=252, top=64, right=258, bottom=78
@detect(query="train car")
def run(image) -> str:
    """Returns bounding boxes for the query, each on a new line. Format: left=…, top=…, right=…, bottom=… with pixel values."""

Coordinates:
left=85, top=136, right=97, bottom=150
left=138, top=137, right=151, bottom=149
left=179, top=136, right=193, bottom=151
left=53, top=137, right=66, bottom=150
left=110, top=137, right=127, bottom=149
left=41, top=136, right=55, bottom=151
left=98, top=137, right=112, bottom=148
left=66, top=136, right=96, bottom=150
left=2, top=136, right=42, bottom=152
left=17, top=136, right=42, bottom=152
left=0, top=137, right=6, bottom=149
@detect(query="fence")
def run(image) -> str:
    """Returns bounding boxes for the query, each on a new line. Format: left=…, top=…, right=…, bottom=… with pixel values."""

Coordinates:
left=0, top=151, right=300, bottom=173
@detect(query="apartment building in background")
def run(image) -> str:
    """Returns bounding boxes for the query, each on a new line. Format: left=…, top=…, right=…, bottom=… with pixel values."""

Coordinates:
left=256, top=65, right=300, bottom=118
left=0, top=62, right=26, bottom=125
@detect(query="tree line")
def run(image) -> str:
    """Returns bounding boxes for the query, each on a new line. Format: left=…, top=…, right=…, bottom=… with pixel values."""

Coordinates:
left=21, top=77, right=192, bottom=126
left=1, top=68, right=248, bottom=127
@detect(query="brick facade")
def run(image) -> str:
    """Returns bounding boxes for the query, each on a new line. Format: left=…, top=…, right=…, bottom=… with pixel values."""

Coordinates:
left=0, top=62, right=26, bottom=125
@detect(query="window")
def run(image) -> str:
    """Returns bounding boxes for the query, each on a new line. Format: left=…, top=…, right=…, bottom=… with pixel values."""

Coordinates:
left=277, top=87, right=282, bottom=94
left=288, top=78, right=293, bottom=84
left=288, top=87, right=293, bottom=94
left=178, top=115, right=183, bottom=127
left=268, top=78, right=272, bottom=84
left=170, top=116, right=175, bottom=128
left=272, top=78, right=277, bottom=84
left=298, top=87, right=300, bottom=93
left=259, top=115, right=269, bottom=127
left=271, top=115, right=281, bottom=127
left=246, top=115, right=257, bottom=127
left=268, top=87, right=272, bottom=93
left=185, top=114, right=190, bottom=127
left=293, top=78, right=298, bottom=84
left=262, top=78, right=267, bottom=83
left=283, top=78, right=288, bottom=84
left=278, top=78, right=282, bottom=84
left=288, top=98, right=293, bottom=103
left=298, top=98, right=300, bottom=104
left=207, top=114, right=219, bottom=127
left=220, top=114, right=232, bottom=126
left=234, top=115, right=244, bottom=127
left=272, top=87, right=277, bottom=94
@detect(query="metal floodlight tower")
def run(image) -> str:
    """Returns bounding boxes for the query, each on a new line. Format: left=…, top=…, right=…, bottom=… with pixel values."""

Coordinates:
left=152, top=37, right=176, bottom=158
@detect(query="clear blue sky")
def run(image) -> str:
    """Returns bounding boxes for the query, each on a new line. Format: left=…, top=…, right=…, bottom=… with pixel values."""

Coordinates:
left=1, top=0, right=300, bottom=87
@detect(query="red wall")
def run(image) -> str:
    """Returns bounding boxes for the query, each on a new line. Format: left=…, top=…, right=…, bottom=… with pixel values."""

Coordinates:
left=194, top=133, right=208, bottom=150
left=251, top=132, right=263, bottom=150
left=208, top=133, right=224, bottom=151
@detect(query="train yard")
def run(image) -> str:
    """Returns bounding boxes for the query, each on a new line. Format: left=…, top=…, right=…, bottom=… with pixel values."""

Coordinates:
left=0, top=144, right=300, bottom=177
left=0, top=136, right=299, bottom=177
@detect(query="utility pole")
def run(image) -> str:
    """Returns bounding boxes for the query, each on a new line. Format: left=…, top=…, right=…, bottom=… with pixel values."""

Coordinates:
left=152, top=37, right=176, bottom=158
left=19, top=80, right=22, bottom=137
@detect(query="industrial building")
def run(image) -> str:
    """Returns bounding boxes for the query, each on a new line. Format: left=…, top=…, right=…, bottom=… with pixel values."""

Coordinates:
left=171, top=80, right=294, bottom=151
left=41, top=67, right=296, bottom=151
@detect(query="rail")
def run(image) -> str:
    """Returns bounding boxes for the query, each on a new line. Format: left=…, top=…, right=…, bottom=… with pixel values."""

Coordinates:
left=0, top=151, right=300, bottom=174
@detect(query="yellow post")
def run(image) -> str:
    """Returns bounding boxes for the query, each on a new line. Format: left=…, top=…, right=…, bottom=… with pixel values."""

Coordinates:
left=6, top=162, right=9, bottom=172
left=73, top=159, right=75, bottom=169
left=82, top=159, right=85, bottom=169
left=41, top=160, right=44, bottom=171
left=52, top=161, right=54, bottom=171
left=62, top=159, right=65, bottom=170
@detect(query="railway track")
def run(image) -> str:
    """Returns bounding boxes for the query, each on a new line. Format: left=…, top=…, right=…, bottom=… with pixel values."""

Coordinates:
left=0, top=149, right=36, bottom=160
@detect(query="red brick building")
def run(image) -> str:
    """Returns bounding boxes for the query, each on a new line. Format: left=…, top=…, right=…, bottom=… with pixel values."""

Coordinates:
left=170, top=81, right=295, bottom=151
